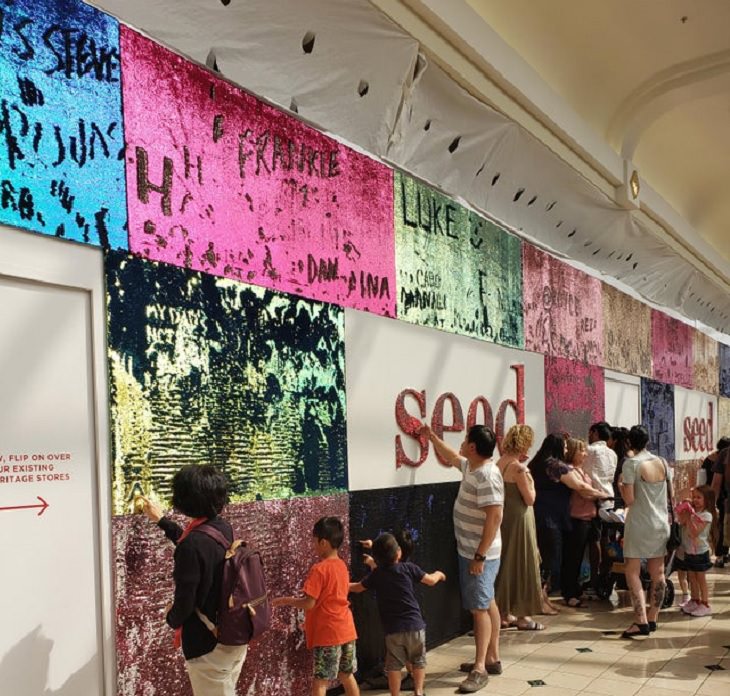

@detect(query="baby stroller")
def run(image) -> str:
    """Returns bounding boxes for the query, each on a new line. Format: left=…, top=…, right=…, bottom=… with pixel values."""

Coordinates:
left=595, top=511, right=676, bottom=608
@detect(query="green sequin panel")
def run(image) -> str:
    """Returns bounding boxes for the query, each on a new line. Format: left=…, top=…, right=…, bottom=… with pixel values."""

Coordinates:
left=394, top=173, right=523, bottom=347
left=107, top=252, right=347, bottom=515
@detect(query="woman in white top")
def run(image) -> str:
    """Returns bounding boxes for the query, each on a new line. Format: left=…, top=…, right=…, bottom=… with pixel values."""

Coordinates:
left=618, top=425, right=670, bottom=638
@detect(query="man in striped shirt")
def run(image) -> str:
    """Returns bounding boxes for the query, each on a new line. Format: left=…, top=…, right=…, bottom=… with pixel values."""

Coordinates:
left=423, top=424, right=504, bottom=693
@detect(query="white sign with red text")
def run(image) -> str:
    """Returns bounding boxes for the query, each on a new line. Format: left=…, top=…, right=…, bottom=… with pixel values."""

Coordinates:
left=674, top=386, right=717, bottom=462
left=344, top=309, right=546, bottom=491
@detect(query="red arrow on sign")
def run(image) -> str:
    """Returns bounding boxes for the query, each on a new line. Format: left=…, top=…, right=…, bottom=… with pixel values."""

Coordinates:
left=0, top=496, right=49, bottom=516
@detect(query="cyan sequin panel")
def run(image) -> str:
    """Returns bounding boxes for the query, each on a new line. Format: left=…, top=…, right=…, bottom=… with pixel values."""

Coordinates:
left=0, top=0, right=126, bottom=247
left=106, top=251, right=347, bottom=514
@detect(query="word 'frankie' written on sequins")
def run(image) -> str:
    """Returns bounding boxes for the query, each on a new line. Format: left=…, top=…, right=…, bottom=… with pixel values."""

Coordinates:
left=122, top=27, right=395, bottom=315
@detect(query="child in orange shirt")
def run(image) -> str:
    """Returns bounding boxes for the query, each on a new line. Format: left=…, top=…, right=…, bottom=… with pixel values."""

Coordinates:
left=273, top=517, right=360, bottom=696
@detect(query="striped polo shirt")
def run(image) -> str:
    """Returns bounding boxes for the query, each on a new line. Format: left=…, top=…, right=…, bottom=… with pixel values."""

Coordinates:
left=453, top=457, right=504, bottom=561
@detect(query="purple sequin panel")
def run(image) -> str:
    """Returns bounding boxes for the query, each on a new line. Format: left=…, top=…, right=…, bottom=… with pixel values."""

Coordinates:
left=114, top=494, right=349, bottom=696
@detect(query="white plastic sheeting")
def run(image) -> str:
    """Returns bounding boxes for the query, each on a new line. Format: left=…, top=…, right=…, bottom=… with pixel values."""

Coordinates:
left=90, top=0, right=730, bottom=334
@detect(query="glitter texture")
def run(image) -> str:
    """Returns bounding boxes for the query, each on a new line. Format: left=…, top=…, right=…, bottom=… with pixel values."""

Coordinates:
left=720, top=344, right=730, bottom=398
left=544, top=356, right=604, bottom=438
left=394, top=173, right=523, bottom=347
left=114, top=494, right=349, bottom=696
left=602, top=283, right=651, bottom=377
left=120, top=27, right=395, bottom=315
left=0, top=0, right=127, bottom=247
left=720, top=397, right=730, bottom=439
left=348, top=483, right=468, bottom=675
left=523, top=244, right=603, bottom=364
left=106, top=252, right=347, bottom=514
left=641, top=378, right=675, bottom=461
left=651, top=310, right=693, bottom=388
left=692, top=330, right=719, bottom=395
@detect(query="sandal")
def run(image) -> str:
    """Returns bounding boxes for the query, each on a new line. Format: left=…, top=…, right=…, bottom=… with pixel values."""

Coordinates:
left=621, top=623, right=650, bottom=639
left=516, top=620, right=545, bottom=631
left=648, top=621, right=657, bottom=633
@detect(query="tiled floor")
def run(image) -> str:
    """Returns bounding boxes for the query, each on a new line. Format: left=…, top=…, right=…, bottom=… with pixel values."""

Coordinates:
left=365, top=567, right=729, bottom=696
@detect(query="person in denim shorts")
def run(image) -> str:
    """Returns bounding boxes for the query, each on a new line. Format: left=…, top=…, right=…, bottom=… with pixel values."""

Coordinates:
left=351, top=532, right=445, bottom=696
left=423, top=424, right=504, bottom=694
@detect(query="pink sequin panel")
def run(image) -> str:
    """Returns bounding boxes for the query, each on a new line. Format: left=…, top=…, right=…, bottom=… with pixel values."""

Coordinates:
left=120, top=27, right=395, bottom=316
left=114, top=494, right=349, bottom=696
left=522, top=244, right=603, bottom=364
left=651, top=310, right=693, bottom=388
left=544, top=356, right=605, bottom=438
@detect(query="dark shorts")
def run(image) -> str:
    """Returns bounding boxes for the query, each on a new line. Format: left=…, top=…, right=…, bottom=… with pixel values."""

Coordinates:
left=312, top=641, right=357, bottom=680
left=674, top=550, right=712, bottom=573
left=384, top=629, right=427, bottom=671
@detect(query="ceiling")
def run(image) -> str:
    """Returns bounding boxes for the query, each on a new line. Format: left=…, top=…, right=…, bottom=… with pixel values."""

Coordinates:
left=466, top=0, right=730, bottom=262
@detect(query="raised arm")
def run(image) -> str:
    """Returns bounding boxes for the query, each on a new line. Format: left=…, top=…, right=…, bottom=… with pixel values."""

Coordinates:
left=421, top=424, right=461, bottom=468
left=421, top=570, right=446, bottom=586
left=272, top=594, right=316, bottom=610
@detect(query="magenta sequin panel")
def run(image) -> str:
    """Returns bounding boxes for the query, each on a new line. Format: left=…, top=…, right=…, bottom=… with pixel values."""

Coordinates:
left=544, top=356, right=604, bottom=438
left=120, top=27, right=395, bottom=316
left=114, top=494, right=349, bottom=696
left=651, top=310, right=693, bottom=388
left=522, top=244, right=603, bottom=364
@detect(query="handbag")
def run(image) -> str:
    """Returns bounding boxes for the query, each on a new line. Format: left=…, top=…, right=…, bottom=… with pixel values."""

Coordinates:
left=663, top=459, right=681, bottom=552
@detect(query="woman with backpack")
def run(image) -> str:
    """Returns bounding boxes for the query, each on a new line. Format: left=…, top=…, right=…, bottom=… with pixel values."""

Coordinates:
left=142, top=464, right=248, bottom=696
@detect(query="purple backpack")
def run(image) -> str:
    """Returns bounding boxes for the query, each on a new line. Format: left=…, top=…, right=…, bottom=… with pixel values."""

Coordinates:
left=193, top=525, right=271, bottom=645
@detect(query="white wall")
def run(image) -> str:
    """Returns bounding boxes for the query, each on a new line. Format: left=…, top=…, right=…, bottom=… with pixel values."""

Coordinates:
left=0, top=226, right=113, bottom=696
left=604, top=369, right=641, bottom=429
left=345, top=309, right=546, bottom=490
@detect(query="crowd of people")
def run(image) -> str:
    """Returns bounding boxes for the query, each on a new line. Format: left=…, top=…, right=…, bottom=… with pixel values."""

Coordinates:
left=139, top=422, right=730, bottom=696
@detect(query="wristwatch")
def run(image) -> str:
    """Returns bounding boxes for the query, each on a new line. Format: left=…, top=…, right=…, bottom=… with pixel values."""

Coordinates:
left=473, top=552, right=486, bottom=562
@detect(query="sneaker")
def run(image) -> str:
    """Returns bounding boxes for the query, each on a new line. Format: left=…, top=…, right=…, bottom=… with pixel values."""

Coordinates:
left=681, top=600, right=699, bottom=614
left=679, top=593, right=691, bottom=607
left=690, top=604, right=712, bottom=617
left=459, top=670, right=489, bottom=693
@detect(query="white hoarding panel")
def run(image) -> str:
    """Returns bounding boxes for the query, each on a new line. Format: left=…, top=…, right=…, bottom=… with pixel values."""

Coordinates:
left=674, top=385, right=717, bottom=462
left=345, top=309, right=546, bottom=491
left=604, top=369, right=641, bottom=428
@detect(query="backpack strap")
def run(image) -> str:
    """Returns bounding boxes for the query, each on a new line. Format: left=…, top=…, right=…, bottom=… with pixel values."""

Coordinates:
left=193, top=523, right=233, bottom=550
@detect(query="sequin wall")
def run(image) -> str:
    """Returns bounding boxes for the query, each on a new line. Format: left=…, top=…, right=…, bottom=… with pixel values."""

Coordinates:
left=0, top=0, right=127, bottom=247
left=693, top=330, right=719, bottom=395
left=523, top=244, right=603, bottom=364
left=720, top=397, right=730, bottom=438
left=602, top=284, right=652, bottom=378
left=107, top=252, right=347, bottom=514
left=641, top=379, right=676, bottom=461
left=115, top=494, right=349, bottom=696
left=394, top=173, right=523, bottom=346
left=652, top=310, right=693, bottom=388
left=348, top=483, right=468, bottom=675
left=544, top=357, right=605, bottom=437
left=721, top=344, right=730, bottom=398
left=120, top=27, right=395, bottom=316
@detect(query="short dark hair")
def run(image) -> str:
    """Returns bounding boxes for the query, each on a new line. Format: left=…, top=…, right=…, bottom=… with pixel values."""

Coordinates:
left=628, top=425, right=650, bottom=451
left=394, top=528, right=414, bottom=562
left=590, top=421, right=612, bottom=441
left=717, top=436, right=730, bottom=451
left=467, top=425, right=497, bottom=458
left=313, top=516, right=344, bottom=549
left=171, top=464, right=228, bottom=519
left=372, top=532, right=399, bottom=567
